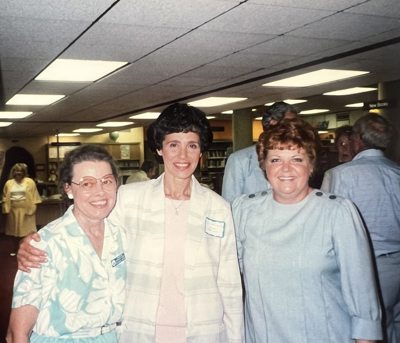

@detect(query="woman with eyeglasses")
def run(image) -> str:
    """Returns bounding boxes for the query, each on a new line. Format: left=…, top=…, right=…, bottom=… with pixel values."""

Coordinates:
left=15, top=104, right=244, bottom=343
left=7, top=145, right=126, bottom=343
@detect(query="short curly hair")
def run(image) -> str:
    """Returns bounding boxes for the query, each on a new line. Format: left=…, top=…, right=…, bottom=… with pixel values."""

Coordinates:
left=147, top=103, right=213, bottom=154
left=257, top=118, right=319, bottom=170
left=58, top=144, right=118, bottom=193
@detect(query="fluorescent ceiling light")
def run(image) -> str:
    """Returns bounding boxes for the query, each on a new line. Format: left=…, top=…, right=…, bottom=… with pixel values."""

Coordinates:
left=345, top=102, right=364, bottom=108
left=35, top=59, right=128, bottom=82
left=300, top=109, right=330, bottom=115
left=263, top=69, right=369, bottom=87
left=129, top=112, right=160, bottom=119
left=0, top=122, right=12, bottom=127
left=57, top=133, right=80, bottom=137
left=318, top=130, right=329, bottom=134
left=188, top=97, right=247, bottom=107
left=6, top=94, right=65, bottom=105
left=73, top=128, right=103, bottom=133
left=0, top=111, right=32, bottom=119
left=255, top=117, right=262, bottom=120
left=265, top=99, right=307, bottom=106
left=206, top=116, right=216, bottom=119
left=97, top=121, right=133, bottom=127
left=323, top=87, right=377, bottom=96
left=221, top=110, right=233, bottom=114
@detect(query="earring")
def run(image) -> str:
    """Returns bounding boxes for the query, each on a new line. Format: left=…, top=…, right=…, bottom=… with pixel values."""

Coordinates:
left=67, top=193, right=73, bottom=199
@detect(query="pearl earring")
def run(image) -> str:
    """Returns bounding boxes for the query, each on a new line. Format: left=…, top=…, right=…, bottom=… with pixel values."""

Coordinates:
left=67, top=193, right=73, bottom=199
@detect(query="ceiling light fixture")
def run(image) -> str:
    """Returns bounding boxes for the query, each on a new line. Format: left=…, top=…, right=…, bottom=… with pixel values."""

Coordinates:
left=129, top=112, right=160, bottom=120
left=6, top=94, right=65, bottom=106
left=345, top=103, right=364, bottom=108
left=221, top=110, right=233, bottom=114
left=188, top=97, right=247, bottom=107
left=265, top=99, right=307, bottom=106
left=0, top=111, right=33, bottom=119
left=323, top=87, right=377, bottom=96
left=0, top=122, right=12, bottom=127
left=35, top=59, right=128, bottom=82
left=263, top=69, right=369, bottom=87
left=206, top=116, right=216, bottom=119
left=73, top=128, right=103, bottom=133
left=97, top=121, right=133, bottom=127
left=300, top=109, right=330, bottom=115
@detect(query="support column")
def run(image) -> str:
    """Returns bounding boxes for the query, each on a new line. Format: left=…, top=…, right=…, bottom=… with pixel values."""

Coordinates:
left=378, top=80, right=400, bottom=163
left=231, top=108, right=253, bottom=152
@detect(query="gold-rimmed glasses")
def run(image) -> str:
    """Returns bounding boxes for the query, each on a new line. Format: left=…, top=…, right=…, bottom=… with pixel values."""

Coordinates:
left=71, top=174, right=116, bottom=192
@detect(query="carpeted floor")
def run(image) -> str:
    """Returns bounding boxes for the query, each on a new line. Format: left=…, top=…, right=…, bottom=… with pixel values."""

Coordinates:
left=0, top=233, right=19, bottom=343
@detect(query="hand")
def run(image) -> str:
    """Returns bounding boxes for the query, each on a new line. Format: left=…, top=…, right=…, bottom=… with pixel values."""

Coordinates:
left=17, top=233, right=47, bottom=273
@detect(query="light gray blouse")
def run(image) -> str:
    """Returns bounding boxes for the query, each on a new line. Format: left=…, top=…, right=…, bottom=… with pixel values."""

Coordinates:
left=232, top=189, right=382, bottom=343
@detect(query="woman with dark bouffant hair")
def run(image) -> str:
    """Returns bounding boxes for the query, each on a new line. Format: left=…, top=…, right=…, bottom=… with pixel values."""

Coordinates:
left=111, top=102, right=243, bottom=342
left=233, top=118, right=382, bottom=343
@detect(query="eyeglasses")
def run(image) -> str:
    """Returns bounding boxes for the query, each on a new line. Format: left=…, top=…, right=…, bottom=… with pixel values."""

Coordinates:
left=71, top=174, right=116, bottom=192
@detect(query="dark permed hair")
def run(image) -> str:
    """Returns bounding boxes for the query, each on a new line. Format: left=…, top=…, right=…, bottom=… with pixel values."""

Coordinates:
left=58, top=144, right=118, bottom=193
left=147, top=103, right=213, bottom=154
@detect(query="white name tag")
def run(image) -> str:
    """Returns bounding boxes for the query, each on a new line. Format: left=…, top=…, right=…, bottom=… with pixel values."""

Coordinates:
left=205, top=217, right=225, bottom=238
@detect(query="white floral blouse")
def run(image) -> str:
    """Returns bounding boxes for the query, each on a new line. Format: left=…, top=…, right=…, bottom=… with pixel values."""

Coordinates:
left=12, top=206, right=126, bottom=342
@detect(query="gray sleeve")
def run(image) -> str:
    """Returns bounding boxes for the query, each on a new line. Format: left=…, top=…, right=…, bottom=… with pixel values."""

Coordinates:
left=222, top=154, right=244, bottom=203
left=333, top=199, right=382, bottom=340
left=231, top=196, right=247, bottom=272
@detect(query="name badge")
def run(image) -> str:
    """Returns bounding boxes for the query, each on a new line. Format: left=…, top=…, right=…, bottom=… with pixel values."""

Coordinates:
left=111, top=253, right=126, bottom=267
left=205, top=217, right=225, bottom=238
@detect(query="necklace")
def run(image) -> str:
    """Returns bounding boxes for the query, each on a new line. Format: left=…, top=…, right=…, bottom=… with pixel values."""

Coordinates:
left=168, top=198, right=185, bottom=216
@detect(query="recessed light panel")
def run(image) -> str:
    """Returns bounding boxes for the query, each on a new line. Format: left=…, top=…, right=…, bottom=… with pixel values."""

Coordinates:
left=265, top=99, right=307, bottom=106
left=0, top=111, right=32, bottom=119
left=188, top=97, right=247, bottom=107
left=129, top=112, right=160, bottom=119
left=345, top=103, right=364, bottom=108
left=73, top=128, right=103, bottom=133
left=263, top=69, right=369, bottom=87
left=323, top=87, right=377, bottom=96
left=97, top=121, right=133, bottom=127
left=206, top=116, right=216, bottom=119
left=300, top=109, right=330, bottom=115
left=35, top=59, right=128, bottom=82
left=0, top=122, right=12, bottom=127
left=221, top=110, right=233, bottom=114
left=6, top=94, right=65, bottom=105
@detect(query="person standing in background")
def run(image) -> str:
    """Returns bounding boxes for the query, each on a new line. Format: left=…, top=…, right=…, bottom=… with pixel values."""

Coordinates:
left=2, top=163, right=42, bottom=238
left=321, top=113, right=400, bottom=343
left=335, top=125, right=355, bottom=163
left=222, top=101, right=298, bottom=203
left=125, top=160, right=159, bottom=184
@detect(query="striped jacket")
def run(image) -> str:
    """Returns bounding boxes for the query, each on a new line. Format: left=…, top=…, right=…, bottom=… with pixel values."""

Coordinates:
left=109, top=174, right=244, bottom=342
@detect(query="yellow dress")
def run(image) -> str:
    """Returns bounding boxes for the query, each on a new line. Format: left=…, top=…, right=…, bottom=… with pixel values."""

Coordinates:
left=2, top=177, right=42, bottom=237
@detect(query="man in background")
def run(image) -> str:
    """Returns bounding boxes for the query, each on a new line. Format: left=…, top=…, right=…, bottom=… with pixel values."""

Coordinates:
left=126, top=160, right=158, bottom=183
left=321, top=113, right=400, bottom=343
left=221, top=101, right=297, bottom=203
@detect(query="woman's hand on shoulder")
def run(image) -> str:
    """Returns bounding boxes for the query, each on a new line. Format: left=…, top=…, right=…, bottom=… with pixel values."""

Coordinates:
left=17, top=233, right=47, bottom=272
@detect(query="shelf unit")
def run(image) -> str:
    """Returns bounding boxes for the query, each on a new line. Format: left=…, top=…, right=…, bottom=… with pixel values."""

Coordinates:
left=46, top=143, right=141, bottom=185
left=200, top=141, right=232, bottom=194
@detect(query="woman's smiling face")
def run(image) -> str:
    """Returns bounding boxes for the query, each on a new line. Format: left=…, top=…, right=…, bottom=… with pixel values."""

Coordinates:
left=264, top=147, right=312, bottom=204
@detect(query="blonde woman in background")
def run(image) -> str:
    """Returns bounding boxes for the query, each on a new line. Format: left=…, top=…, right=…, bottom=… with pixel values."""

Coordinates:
left=2, top=163, right=42, bottom=238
